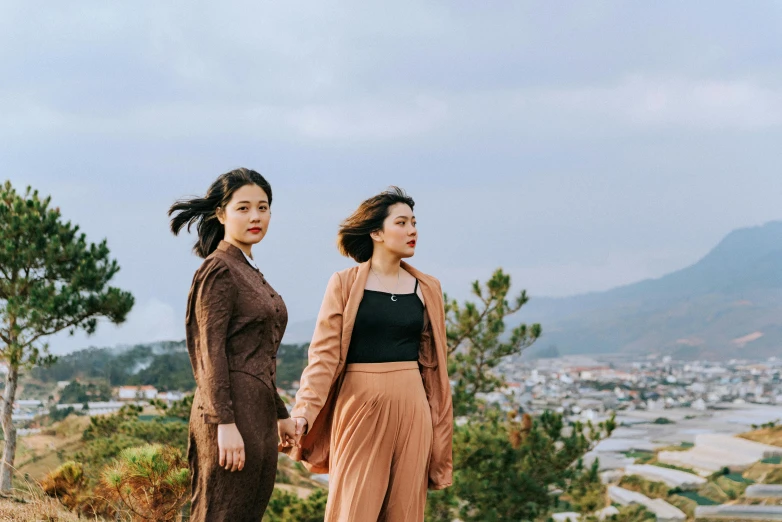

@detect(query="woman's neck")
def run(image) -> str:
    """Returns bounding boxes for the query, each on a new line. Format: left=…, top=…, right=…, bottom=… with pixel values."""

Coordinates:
left=224, top=236, right=253, bottom=258
left=370, top=250, right=402, bottom=277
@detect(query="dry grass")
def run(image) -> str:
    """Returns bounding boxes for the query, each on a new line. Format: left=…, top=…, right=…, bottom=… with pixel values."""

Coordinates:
left=0, top=481, right=100, bottom=522
left=743, top=461, right=781, bottom=483
left=739, top=425, right=782, bottom=447
left=0, top=495, right=83, bottom=521
left=16, top=439, right=85, bottom=481
left=274, top=483, right=317, bottom=499
left=14, top=418, right=88, bottom=482
left=52, top=416, right=92, bottom=438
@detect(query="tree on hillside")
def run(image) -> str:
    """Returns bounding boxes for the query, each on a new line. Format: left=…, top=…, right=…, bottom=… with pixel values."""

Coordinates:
left=426, top=269, right=616, bottom=520
left=429, top=410, right=615, bottom=521
left=445, top=268, right=542, bottom=416
left=0, top=181, right=134, bottom=491
left=58, top=380, right=112, bottom=403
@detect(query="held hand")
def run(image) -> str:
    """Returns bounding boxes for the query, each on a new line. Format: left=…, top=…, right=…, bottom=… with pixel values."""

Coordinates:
left=217, top=423, right=245, bottom=472
left=292, top=417, right=307, bottom=445
left=278, top=418, right=297, bottom=447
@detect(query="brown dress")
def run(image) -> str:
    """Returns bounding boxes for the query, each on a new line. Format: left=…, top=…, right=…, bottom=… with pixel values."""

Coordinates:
left=185, top=240, right=289, bottom=522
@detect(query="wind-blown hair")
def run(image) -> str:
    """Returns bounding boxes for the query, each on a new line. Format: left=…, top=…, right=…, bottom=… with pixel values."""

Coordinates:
left=168, top=168, right=272, bottom=258
left=337, top=186, right=415, bottom=263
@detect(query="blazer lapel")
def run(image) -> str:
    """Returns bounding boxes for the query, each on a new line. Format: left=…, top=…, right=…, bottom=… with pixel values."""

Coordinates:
left=402, top=261, right=449, bottom=370
left=339, top=261, right=371, bottom=362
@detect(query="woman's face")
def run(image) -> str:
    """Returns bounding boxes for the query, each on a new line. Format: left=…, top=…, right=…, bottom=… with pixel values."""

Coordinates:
left=373, top=203, right=418, bottom=258
left=217, top=183, right=271, bottom=248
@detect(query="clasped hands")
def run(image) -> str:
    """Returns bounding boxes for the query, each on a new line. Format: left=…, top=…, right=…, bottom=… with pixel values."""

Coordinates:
left=278, top=416, right=308, bottom=448
left=216, top=417, right=307, bottom=472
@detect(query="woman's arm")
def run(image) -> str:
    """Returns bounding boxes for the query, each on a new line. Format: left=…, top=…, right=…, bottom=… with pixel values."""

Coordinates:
left=194, top=261, right=246, bottom=471
left=291, top=272, right=344, bottom=432
left=421, top=276, right=454, bottom=490
left=194, top=261, right=236, bottom=424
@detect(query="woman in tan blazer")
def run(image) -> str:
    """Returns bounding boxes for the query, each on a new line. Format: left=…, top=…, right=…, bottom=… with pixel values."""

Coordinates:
left=169, top=168, right=297, bottom=521
left=284, top=187, right=453, bottom=522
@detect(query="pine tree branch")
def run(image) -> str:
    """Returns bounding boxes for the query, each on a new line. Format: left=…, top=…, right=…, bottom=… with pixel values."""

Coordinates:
left=448, top=300, right=502, bottom=354
left=20, top=311, right=95, bottom=349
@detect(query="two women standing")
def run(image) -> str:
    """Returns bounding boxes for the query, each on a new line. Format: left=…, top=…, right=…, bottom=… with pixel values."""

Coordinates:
left=170, top=168, right=452, bottom=522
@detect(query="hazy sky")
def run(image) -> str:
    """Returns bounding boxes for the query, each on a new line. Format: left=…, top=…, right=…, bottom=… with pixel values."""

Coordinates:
left=2, top=2, right=781, bottom=353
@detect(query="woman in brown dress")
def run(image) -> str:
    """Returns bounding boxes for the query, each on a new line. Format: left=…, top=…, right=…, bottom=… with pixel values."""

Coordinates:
left=169, top=168, right=296, bottom=521
left=283, top=187, right=453, bottom=522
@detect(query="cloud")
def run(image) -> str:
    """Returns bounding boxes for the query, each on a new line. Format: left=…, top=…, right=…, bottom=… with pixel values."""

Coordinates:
left=538, top=76, right=782, bottom=131
left=286, top=95, right=449, bottom=141
left=4, top=74, right=779, bottom=145
left=47, top=298, right=182, bottom=354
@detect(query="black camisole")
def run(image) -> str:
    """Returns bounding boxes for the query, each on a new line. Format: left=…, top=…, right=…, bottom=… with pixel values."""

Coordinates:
left=346, top=280, right=425, bottom=364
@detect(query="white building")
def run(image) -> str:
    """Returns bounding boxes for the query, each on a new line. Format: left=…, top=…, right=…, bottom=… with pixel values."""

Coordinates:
left=56, top=403, right=85, bottom=411
left=692, top=398, right=706, bottom=411
left=118, top=385, right=158, bottom=400
left=625, top=464, right=707, bottom=490
left=156, top=391, right=185, bottom=403
left=608, top=486, right=685, bottom=522
left=14, top=399, right=43, bottom=409
left=87, top=401, right=125, bottom=416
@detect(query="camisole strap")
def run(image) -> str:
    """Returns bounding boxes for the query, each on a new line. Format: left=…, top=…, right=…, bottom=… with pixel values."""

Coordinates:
left=414, top=278, right=419, bottom=293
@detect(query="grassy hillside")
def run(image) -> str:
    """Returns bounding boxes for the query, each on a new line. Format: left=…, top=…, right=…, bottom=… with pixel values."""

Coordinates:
left=7, top=402, right=324, bottom=520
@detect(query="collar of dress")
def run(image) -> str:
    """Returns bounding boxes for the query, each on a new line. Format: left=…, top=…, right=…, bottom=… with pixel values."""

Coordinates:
left=217, top=240, right=260, bottom=271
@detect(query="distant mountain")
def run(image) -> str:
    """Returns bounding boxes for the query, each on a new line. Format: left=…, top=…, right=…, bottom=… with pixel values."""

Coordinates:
left=521, top=221, right=782, bottom=360
left=283, top=319, right=317, bottom=345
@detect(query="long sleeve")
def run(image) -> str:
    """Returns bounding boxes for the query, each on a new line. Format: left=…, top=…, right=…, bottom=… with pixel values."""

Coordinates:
left=291, top=272, right=344, bottom=430
left=194, top=261, right=237, bottom=424
left=422, top=277, right=454, bottom=490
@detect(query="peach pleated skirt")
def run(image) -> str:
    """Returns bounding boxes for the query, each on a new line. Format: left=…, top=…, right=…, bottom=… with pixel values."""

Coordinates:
left=325, top=361, right=433, bottom=522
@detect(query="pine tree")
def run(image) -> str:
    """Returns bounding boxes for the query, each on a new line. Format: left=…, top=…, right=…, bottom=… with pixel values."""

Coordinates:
left=100, top=444, right=189, bottom=521
left=426, top=269, right=616, bottom=520
left=40, top=461, right=86, bottom=511
left=445, top=268, right=542, bottom=416
left=0, top=181, right=134, bottom=490
left=427, top=410, right=615, bottom=521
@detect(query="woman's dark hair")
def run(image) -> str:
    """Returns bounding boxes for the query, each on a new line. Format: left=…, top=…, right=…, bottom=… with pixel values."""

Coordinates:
left=337, top=186, right=415, bottom=263
left=168, top=168, right=272, bottom=258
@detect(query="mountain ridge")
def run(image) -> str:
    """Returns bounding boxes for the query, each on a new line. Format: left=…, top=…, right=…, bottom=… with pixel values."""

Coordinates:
left=521, top=220, right=782, bottom=359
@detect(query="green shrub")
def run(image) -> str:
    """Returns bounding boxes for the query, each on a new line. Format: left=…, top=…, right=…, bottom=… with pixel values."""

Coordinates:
left=263, top=488, right=327, bottom=522
left=100, top=444, right=190, bottom=521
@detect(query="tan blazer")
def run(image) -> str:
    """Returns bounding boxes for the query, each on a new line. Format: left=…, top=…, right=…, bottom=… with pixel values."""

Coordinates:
left=284, top=260, right=453, bottom=490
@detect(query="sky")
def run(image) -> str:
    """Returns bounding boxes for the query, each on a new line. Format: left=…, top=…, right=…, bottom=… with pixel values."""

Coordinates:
left=1, top=2, right=781, bottom=353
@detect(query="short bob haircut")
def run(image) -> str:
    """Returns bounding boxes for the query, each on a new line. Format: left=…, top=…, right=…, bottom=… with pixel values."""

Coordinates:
left=337, top=186, right=415, bottom=263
